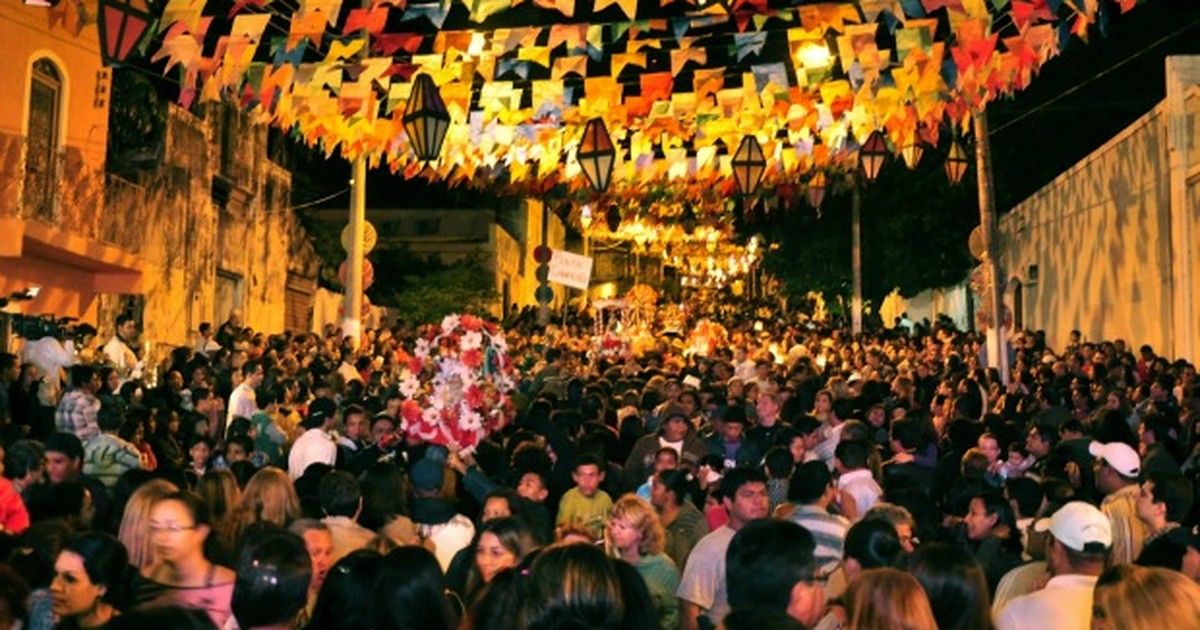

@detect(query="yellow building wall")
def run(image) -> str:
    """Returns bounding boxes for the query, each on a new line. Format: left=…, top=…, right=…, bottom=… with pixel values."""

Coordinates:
left=0, top=4, right=116, bottom=327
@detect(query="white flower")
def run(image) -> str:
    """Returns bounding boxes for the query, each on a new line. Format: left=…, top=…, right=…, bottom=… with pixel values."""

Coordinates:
left=461, top=331, right=483, bottom=351
left=441, top=314, right=461, bottom=333
left=399, top=376, right=421, bottom=399
left=415, top=338, right=431, bottom=359
left=460, top=408, right=483, bottom=432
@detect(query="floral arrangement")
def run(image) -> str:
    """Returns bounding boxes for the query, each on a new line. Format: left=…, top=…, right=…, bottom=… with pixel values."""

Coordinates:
left=590, top=333, right=631, bottom=362
left=659, top=304, right=688, bottom=334
left=689, top=319, right=729, bottom=357
left=397, top=314, right=516, bottom=453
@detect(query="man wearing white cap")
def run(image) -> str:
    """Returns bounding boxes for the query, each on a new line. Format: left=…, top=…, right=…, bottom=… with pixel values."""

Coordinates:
left=1090, top=440, right=1147, bottom=565
left=996, top=501, right=1112, bottom=630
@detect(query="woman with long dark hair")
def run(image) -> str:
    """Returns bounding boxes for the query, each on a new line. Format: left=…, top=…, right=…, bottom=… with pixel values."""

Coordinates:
left=906, top=542, right=994, bottom=630
left=50, top=532, right=130, bottom=629
left=304, top=550, right=381, bottom=630
left=369, top=546, right=457, bottom=630
left=962, top=491, right=1024, bottom=593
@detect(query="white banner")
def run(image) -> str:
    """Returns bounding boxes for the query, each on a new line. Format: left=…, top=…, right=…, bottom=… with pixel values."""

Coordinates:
left=547, top=249, right=593, bottom=290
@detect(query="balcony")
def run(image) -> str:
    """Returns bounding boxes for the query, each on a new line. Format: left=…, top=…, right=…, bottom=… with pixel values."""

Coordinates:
left=13, top=136, right=106, bottom=243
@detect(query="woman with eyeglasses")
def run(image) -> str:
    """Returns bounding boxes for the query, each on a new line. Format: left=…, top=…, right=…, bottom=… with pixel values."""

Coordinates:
left=50, top=532, right=129, bottom=629
left=133, top=491, right=235, bottom=628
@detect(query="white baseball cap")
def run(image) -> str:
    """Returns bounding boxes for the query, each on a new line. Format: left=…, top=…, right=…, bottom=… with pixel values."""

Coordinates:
left=1034, top=501, right=1112, bottom=552
left=1089, top=440, right=1141, bottom=477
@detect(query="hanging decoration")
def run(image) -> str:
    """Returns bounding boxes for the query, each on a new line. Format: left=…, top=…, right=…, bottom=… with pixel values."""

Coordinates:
left=142, top=0, right=1149, bottom=202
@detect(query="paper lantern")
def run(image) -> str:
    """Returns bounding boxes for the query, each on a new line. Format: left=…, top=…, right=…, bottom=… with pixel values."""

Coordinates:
left=680, top=206, right=697, bottom=235
left=605, top=204, right=621, bottom=233
left=806, top=171, right=827, bottom=209
left=403, top=74, right=450, bottom=164
left=901, top=141, right=925, bottom=170
left=859, top=131, right=888, bottom=182
left=578, top=118, right=616, bottom=193
left=946, top=139, right=970, bottom=185
left=731, top=135, right=766, bottom=196
left=97, top=0, right=154, bottom=66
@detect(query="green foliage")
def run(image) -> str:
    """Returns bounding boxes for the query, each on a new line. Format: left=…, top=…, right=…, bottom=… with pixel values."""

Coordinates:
left=755, top=148, right=977, bottom=305
left=106, top=68, right=166, bottom=176
left=368, top=250, right=498, bottom=324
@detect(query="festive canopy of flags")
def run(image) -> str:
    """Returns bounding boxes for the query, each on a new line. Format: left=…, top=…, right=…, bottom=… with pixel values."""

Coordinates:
left=145, top=0, right=1146, bottom=211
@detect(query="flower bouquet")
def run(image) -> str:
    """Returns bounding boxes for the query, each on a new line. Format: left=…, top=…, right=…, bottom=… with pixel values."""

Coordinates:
left=590, top=333, right=632, bottom=362
left=397, top=314, right=516, bottom=452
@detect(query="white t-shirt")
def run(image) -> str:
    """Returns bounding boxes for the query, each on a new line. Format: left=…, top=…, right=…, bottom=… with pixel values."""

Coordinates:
left=288, top=428, right=337, bottom=479
left=677, top=525, right=736, bottom=626
left=996, top=574, right=1098, bottom=630
left=226, top=382, right=257, bottom=424
left=836, top=469, right=882, bottom=520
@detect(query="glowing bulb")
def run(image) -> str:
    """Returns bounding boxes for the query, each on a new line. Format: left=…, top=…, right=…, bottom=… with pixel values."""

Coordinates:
left=797, top=42, right=833, bottom=69
left=468, top=32, right=486, bottom=57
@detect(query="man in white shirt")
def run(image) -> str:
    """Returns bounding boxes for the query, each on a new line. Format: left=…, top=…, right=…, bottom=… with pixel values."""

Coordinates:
left=193, top=322, right=222, bottom=356
left=996, top=501, right=1112, bottom=630
left=834, top=440, right=881, bottom=521
left=678, top=467, right=770, bottom=630
left=101, top=314, right=141, bottom=387
left=226, top=360, right=264, bottom=425
left=289, top=398, right=338, bottom=479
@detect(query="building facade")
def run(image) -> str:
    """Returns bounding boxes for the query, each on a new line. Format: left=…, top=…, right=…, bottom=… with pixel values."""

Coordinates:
left=0, top=4, right=319, bottom=361
left=997, top=56, right=1200, bottom=357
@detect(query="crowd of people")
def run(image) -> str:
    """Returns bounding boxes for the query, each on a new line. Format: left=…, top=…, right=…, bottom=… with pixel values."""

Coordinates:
left=0, top=300, right=1199, bottom=630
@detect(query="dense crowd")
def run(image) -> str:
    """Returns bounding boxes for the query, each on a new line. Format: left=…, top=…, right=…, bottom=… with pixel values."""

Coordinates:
left=0, top=300, right=1199, bottom=630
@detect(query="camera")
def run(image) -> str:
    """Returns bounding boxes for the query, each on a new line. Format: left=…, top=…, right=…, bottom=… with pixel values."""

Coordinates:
left=12, top=315, right=78, bottom=341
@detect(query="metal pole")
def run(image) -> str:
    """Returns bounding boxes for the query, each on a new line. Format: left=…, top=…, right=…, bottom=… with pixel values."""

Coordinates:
left=537, top=201, right=550, bottom=328
left=974, top=108, right=1010, bottom=384
left=851, top=184, right=863, bottom=335
left=343, top=156, right=366, bottom=346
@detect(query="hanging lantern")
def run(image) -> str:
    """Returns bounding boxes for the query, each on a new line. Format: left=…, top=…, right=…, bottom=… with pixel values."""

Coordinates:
left=680, top=206, right=697, bottom=235
left=731, top=135, right=767, bottom=196
left=806, top=172, right=827, bottom=209
left=97, top=0, right=154, bottom=66
left=403, top=74, right=450, bottom=164
left=901, top=141, right=925, bottom=170
left=578, top=118, right=616, bottom=193
left=945, top=138, right=970, bottom=185
left=859, top=131, right=888, bottom=182
left=605, top=204, right=622, bottom=233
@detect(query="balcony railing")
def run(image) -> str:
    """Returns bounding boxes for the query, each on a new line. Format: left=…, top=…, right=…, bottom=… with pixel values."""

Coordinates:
left=21, top=138, right=64, bottom=224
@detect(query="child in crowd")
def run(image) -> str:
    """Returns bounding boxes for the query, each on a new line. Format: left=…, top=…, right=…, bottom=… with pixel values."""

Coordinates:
left=556, top=454, right=613, bottom=541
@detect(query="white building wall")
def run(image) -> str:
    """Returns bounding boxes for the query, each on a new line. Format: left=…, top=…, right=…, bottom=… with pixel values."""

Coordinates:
left=995, top=56, right=1200, bottom=355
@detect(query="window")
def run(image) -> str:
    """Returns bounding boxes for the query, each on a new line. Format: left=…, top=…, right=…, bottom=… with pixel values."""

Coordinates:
left=26, top=58, right=62, bottom=221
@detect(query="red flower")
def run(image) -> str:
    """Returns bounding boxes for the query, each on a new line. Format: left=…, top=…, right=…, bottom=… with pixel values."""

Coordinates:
left=465, top=385, right=485, bottom=409
left=401, top=400, right=423, bottom=423
left=408, top=357, right=424, bottom=374
left=460, top=315, right=483, bottom=331
left=461, top=349, right=483, bottom=369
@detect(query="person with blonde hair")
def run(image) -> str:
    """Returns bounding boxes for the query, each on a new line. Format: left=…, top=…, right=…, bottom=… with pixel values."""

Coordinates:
left=607, top=494, right=680, bottom=630
left=221, top=466, right=301, bottom=554
left=843, top=568, right=938, bottom=630
left=117, top=478, right=178, bottom=570
left=1091, top=565, right=1200, bottom=630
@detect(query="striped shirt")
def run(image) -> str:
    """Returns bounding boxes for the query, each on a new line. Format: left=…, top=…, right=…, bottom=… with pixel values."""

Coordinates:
left=787, top=504, right=850, bottom=573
